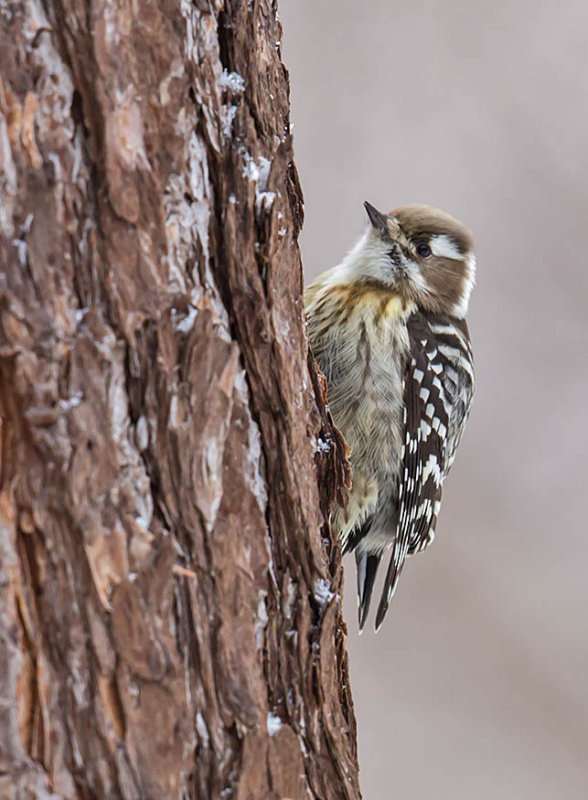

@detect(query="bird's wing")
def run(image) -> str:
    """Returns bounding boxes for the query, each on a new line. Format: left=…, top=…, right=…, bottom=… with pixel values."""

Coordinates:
left=375, top=313, right=474, bottom=629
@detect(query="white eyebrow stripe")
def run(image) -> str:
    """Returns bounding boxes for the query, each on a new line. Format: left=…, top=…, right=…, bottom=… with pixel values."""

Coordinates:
left=429, top=234, right=463, bottom=260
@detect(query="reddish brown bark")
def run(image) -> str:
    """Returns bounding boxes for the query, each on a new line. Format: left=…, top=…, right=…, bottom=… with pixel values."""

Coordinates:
left=0, top=1, right=360, bottom=798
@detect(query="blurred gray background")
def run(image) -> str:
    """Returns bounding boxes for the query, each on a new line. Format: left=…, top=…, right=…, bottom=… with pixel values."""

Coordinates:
left=280, top=1, right=588, bottom=797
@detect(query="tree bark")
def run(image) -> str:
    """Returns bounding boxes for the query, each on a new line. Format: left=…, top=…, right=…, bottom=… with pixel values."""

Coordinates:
left=0, top=1, right=360, bottom=798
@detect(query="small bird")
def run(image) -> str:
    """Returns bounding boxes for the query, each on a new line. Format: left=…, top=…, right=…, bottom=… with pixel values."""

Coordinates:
left=305, top=202, right=475, bottom=630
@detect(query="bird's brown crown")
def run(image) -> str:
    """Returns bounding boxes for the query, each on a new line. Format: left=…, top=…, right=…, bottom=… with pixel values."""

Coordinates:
left=390, top=204, right=474, bottom=257
left=358, top=202, right=476, bottom=318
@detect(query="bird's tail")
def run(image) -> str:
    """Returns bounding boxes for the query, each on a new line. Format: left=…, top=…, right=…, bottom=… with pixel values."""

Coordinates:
left=374, top=539, right=409, bottom=631
left=356, top=550, right=381, bottom=632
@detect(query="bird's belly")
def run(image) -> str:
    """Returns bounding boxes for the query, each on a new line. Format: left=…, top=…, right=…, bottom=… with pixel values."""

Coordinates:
left=306, top=286, right=412, bottom=538
left=332, top=375, right=403, bottom=475
left=322, top=330, right=407, bottom=536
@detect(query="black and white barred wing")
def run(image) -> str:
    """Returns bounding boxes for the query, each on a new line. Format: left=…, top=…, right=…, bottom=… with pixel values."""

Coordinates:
left=375, top=313, right=474, bottom=629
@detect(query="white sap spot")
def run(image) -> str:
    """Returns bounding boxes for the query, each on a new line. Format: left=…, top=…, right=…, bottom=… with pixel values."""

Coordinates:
left=0, top=114, right=17, bottom=235
left=314, top=577, right=334, bottom=606
left=134, top=477, right=154, bottom=530
left=188, top=133, right=211, bottom=261
left=196, top=712, right=210, bottom=745
left=283, top=577, right=297, bottom=620
left=169, top=395, right=179, bottom=429
left=218, top=69, right=246, bottom=93
left=221, top=104, right=239, bottom=137
left=175, top=305, right=198, bottom=333
left=256, top=190, right=275, bottom=214
left=11, top=239, right=27, bottom=265
left=234, top=370, right=268, bottom=514
left=135, top=415, right=149, bottom=451
left=242, top=152, right=276, bottom=216
left=312, top=435, right=332, bottom=454
left=255, top=591, right=268, bottom=649
left=59, top=391, right=83, bottom=413
left=267, top=711, right=282, bottom=736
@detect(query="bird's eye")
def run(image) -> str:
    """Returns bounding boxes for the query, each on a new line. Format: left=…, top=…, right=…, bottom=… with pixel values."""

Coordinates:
left=416, top=242, right=432, bottom=258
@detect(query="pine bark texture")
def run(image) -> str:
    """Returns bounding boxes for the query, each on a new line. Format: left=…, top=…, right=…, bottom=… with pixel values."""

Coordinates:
left=0, top=1, right=360, bottom=798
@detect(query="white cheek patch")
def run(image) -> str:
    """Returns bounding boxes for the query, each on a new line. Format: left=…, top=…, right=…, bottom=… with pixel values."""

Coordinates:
left=405, top=259, right=427, bottom=292
left=430, top=234, right=463, bottom=260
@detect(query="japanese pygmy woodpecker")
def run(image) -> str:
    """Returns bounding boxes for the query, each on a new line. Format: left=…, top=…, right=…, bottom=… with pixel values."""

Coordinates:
left=305, top=202, right=475, bottom=631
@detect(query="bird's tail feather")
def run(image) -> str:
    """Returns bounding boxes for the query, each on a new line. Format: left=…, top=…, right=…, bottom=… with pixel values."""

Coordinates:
left=375, top=540, right=408, bottom=631
left=356, top=551, right=381, bottom=632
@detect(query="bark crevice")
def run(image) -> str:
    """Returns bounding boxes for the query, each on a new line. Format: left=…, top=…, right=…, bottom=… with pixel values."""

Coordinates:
left=0, top=1, right=361, bottom=798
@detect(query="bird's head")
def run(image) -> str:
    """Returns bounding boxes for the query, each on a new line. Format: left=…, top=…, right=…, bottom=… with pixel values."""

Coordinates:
left=339, top=202, right=476, bottom=318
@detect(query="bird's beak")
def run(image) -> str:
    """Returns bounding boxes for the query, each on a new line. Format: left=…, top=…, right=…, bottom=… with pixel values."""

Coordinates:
left=364, top=201, right=389, bottom=235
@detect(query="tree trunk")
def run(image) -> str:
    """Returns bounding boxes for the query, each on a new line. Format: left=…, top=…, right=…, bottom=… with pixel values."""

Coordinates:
left=0, top=1, right=360, bottom=798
